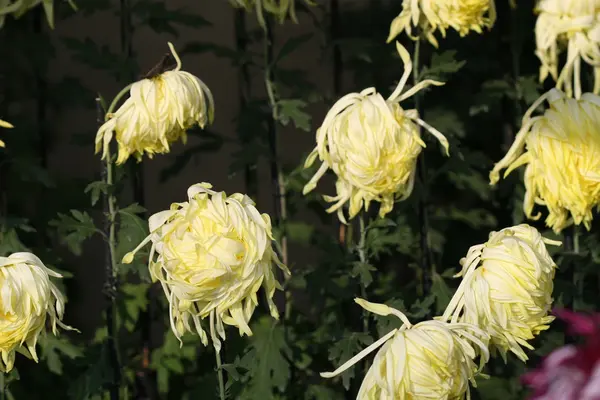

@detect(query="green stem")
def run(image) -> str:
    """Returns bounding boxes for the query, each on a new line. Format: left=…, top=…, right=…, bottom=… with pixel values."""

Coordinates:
left=107, top=84, right=134, bottom=118
left=215, top=350, right=226, bottom=400
left=97, top=98, right=122, bottom=400
left=358, top=214, right=368, bottom=333
left=0, top=372, right=5, bottom=400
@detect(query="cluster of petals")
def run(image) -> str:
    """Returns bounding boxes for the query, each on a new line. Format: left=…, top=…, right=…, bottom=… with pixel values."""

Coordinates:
left=123, top=182, right=289, bottom=352
left=490, top=89, right=600, bottom=233
left=535, top=0, right=600, bottom=98
left=387, top=0, right=496, bottom=47
left=95, top=42, right=214, bottom=165
left=303, top=42, right=449, bottom=223
left=321, top=299, right=490, bottom=399
left=522, top=309, right=600, bottom=400
left=442, top=224, right=560, bottom=362
left=0, top=252, right=74, bottom=372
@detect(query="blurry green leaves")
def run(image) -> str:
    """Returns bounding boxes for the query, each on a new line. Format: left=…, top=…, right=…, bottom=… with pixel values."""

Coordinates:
left=84, top=180, right=110, bottom=207
left=239, top=317, right=291, bottom=399
left=470, top=75, right=542, bottom=117
left=327, top=331, right=373, bottom=390
left=115, top=203, right=147, bottom=270
left=274, top=33, right=313, bottom=66
left=278, top=99, right=311, bottom=132
left=62, top=38, right=127, bottom=80
left=49, top=210, right=102, bottom=255
left=419, top=50, right=466, bottom=81
left=39, top=335, right=83, bottom=375
left=151, top=332, right=198, bottom=395
left=0, top=218, right=34, bottom=255
left=130, top=0, right=211, bottom=36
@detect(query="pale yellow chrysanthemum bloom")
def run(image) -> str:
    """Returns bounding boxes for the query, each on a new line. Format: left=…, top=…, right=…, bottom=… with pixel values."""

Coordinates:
left=0, top=118, right=13, bottom=147
left=0, top=252, right=75, bottom=372
left=303, top=42, right=449, bottom=223
left=387, top=0, right=497, bottom=48
left=535, top=0, right=600, bottom=98
left=95, top=42, right=214, bottom=165
left=321, top=299, right=490, bottom=399
left=442, top=224, right=561, bottom=362
left=490, top=89, right=600, bottom=233
left=123, top=182, right=289, bottom=352
left=0, top=0, right=77, bottom=29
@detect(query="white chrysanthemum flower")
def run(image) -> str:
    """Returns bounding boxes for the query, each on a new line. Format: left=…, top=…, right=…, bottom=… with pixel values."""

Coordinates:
left=303, top=42, right=449, bottom=223
left=490, top=89, right=600, bottom=233
left=535, top=0, right=600, bottom=98
left=0, top=118, right=12, bottom=147
left=442, top=224, right=561, bottom=362
left=387, top=0, right=497, bottom=47
left=0, top=252, right=75, bottom=372
left=123, top=183, right=289, bottom=352
left=321, top=299, right=490, bottom=399
left=95, top=42, right=214, bottom=165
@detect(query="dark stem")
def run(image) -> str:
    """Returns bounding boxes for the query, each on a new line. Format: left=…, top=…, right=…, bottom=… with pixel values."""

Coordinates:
left=413, top=39, right=432, bottom=296
left=33, top=9, right=48, bottom=170
left=98, top=100, right=122, bottom=400
left=235, top=9, right=257, bottom=198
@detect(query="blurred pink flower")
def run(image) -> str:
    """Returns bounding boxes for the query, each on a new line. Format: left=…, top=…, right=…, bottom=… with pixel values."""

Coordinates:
left=522, top=309, right=600, bottom=399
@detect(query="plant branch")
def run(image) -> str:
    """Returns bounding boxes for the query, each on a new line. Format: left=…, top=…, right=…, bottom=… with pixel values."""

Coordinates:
left=215, top=350, right=226, bottom=400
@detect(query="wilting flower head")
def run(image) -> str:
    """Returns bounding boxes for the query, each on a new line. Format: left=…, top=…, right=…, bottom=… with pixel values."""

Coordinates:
left=387, top=0, right=497, bottom=47
left=321, top=299, right=489, bottom=399
left=123, top=183, right=289, bottom=352
left=230, top=0, right=315, bottom=26
left=0, top=0, right=77, bottom=29
left=490, top=89, right=600, bottom=234
left=0, top=118, right=12, bottom=147
left=0, top=252, right=75, bottom=372
left=522, top=309, right=600, bottom=400
left=95, top=42, right=214, bottom=165
left=535, top=0, right=600, bottom=98
left=302, top=42, right=449, bottom=223
left=442, top=224, right=561, bottom=362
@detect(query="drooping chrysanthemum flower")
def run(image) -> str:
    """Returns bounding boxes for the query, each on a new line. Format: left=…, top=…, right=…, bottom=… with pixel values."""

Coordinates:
left=0, top=0, right=77, bottom=29
left=490, top=89, right=600, bottom=233
left=123, top=183, right=289, bottom=352
left=442, top=224, right=561, bottom=362
left=95, top=42, right=214, bottom=165
left=302, top=42, right=449, bottom=223
left=0, top=252, right=75, bottom=372
left=321, top=299, right=490, bottom=399
left=522, top=309, right=600, bottom=400
left=230, top=0, right=315, bottom=27
left=387, top=0, right=497, bottom=47
left=0, top=118, right=12, bottom=147
left=535, top=0, right=600, bottom=98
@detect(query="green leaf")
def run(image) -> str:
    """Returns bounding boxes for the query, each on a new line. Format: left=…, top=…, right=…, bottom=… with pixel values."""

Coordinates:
left=327, top=332, right=373, bottom=390
left=278, top=99, right=312, bottom=132
left=420, top=50, right=466, bottom=81
left=84, top=181, right=110, bottom=206
left=305, top=385, right=343, bottom=400
left=275, top=33, right=313, bottom=65
left=116, top=203, right=149, bottom=276
left=50, top=210, right=100, bottom=255
left=431, top=273, right=452, bottom=314
left=131, top=1, right=211, bottom=36
left=285, top=221, right=314, bottom=245
left=351, top=261, right=376, bottom=288
left=118, top=283, right=149, bottom=332
left=69, top=344, right=114, bottom=400
left=240, top=317, right=291, bottom=399
left=39, top=335, right=83, bottom=375
left=425, top=108, right=465, bottom=138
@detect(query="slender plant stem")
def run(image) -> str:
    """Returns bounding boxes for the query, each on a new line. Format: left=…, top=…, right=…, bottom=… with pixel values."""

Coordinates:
left=413, top=39, right=432, bottom=296
left=358, top=214, right=368, bottom=334
left=97, top=98, right=122, bottom=400
left=215, top=350, right=226, bottom=400
left=0, top=372, right=5, bottom=400
left=262, top=15, right=290, bottom=307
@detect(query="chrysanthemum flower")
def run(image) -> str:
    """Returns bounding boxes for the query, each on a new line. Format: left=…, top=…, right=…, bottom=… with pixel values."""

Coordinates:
left=442, top=224, right=561, bottom=362
left=0, top=252, right=75, bottom=372
left=0, top=118, right=12, bottom=147
left=0, top=0, right=76, bottom=29
left=123, top=182, right=289, bottom=352
left=321, top=299, right=490, bottom=399
left=490, top=89, right=600, bottom=233
left=95, top=42, right=214, bottom=165
left=230, top=0, right=315, bottom=26
left=302, top=42, right=449, bottom=223
left=535, top=0, right=600, bottom=98
left=387, top=0, right=497, bottom=47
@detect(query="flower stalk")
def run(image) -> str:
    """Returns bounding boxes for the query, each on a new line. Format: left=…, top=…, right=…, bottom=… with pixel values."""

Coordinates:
left=215, top=349, right=226, bottom=400
left=97, top=98, right=122, bottom=400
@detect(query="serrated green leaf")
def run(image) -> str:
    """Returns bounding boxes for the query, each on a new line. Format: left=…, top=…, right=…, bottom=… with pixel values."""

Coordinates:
left=327, top=332, right=373, bottom=390
left=278, top=99, right=311, bottom=132
left=431, top=273, right=452, bottom=314
left=84, top=181, right=110, bottom=206
left=351, top=261, right=376, bottom=288
left=275, top=33, right=313, bottom=64
left=420, top=50, right=466, bottom=80
left=50, top=210, right=101, bottom=255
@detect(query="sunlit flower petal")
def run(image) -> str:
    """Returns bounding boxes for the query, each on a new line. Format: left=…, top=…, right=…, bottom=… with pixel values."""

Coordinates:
left=0, top=118, right=12, bottom=148
left=387, top=0, right=496, bottom=47
left=442, top=224, right=561, bottom=362
left=490, top=89, right=600, bottom=233
left=303, top=42, right=449, bottom=223
left=535, top=0, right=600, bottom=98
left=321, top=298, right=490, bottom=399
left=0, top=252, right=76, bottom=372
left=123, top=182, right=289, bottom=353
left=95, top=42, right=214, bottom=165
